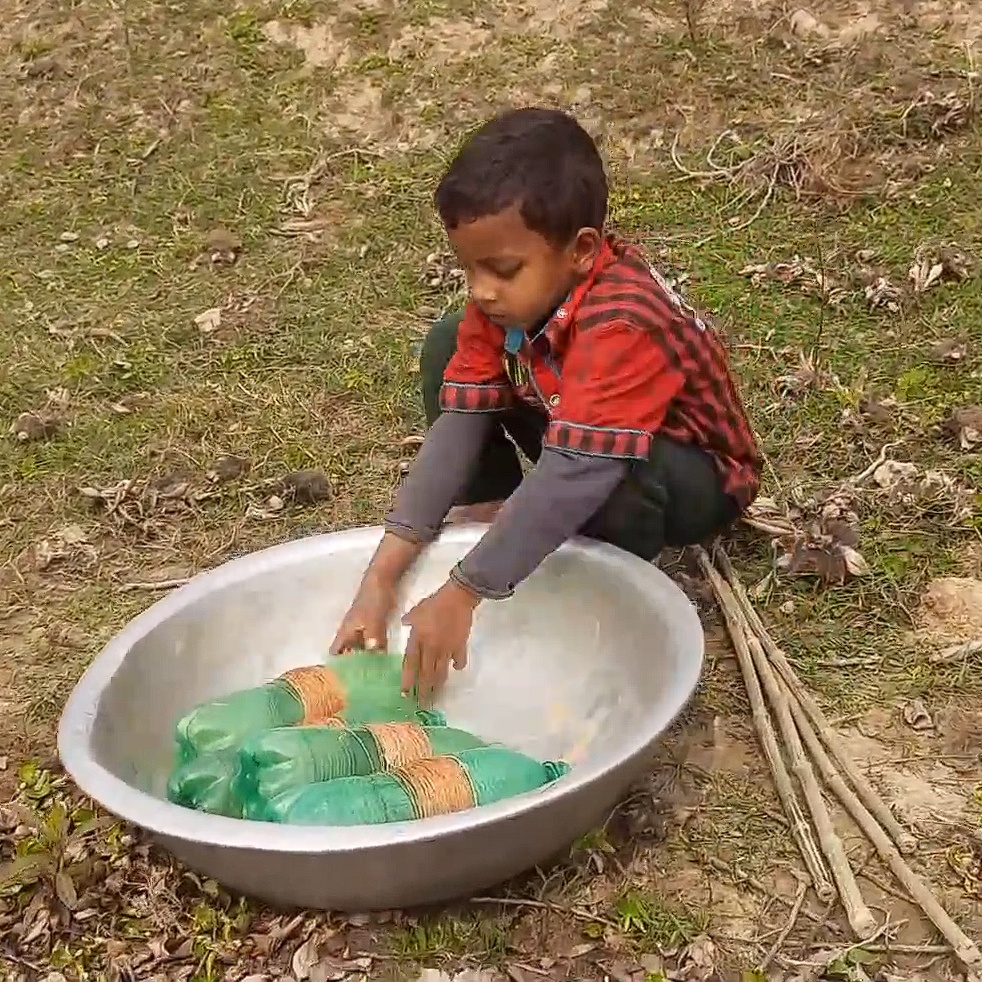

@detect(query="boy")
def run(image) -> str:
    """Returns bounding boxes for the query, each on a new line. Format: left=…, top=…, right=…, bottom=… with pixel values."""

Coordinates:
left=330, top=107, right=761, bottom=703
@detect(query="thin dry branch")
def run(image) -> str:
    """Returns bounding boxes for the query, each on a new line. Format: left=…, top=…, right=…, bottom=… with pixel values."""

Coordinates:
left=741, top=606, right=877, bottom=938
left=790, top=676, right=982, bottom=973
left=712, top=547, right=918, bottom=856
left=760, top=878, right=808, bottom=971
left=694, top=549, right=834, bottom=901
left=118, top=577, right=191, bottom=592
left=709, top=548, right=982, bottom=974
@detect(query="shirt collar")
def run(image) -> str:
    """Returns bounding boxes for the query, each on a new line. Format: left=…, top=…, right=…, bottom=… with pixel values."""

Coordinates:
left=541, top=236, right=618, bottom=350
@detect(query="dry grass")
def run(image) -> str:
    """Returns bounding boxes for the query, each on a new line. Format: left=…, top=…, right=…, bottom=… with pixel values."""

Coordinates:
left=2, top=0, right=982, bottom=978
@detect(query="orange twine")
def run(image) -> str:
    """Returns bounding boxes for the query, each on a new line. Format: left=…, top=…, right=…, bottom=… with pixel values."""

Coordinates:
left=279, top=666, right=346, bottom=724
left=392, top=755, right=475, bottom=819
left=363, top=722, right=432, bottom=769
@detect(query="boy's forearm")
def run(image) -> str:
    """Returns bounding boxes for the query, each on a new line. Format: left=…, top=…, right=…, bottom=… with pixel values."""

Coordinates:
left=382, top=410, right=494, bottom=549
left=451, top=448, right=628, bottom=599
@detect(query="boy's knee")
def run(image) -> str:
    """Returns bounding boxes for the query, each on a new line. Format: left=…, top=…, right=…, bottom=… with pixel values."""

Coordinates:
left=419, top=311, right=464, bottom=424
left=420, top=312, right=463, bottom=380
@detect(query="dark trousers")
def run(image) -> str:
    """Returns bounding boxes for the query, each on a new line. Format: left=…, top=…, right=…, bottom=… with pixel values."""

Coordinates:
left=420, top=313, right=739, bottom=561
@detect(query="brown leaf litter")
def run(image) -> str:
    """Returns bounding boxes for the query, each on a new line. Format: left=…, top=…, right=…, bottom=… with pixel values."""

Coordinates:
left=929, top=337, right=969, bottom=364
left=24, top=524, right=98, bottom=572
left=202, top=227, right=242, bottom=266
left=908, top=243, right=975, bottom=294
left=9, top=410, right=61, bottom=442
left=869, top=457, right=975, bottom=525
left=422, top=250, right=466, bottom=294
left=940, top=405, right=982, bottom=451
left=746, top=490, right=869, bottom=586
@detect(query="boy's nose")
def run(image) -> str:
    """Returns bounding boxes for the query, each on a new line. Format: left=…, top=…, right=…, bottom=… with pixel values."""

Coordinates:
left=469, top=274, right=497, bottom=307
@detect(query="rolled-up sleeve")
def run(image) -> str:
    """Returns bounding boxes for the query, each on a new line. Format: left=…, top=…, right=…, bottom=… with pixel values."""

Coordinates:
left=448, top=318, right=687, bottom=599
left=438, top=306, right=513, bottom=413
left=544, top=319, right=684, bottom=459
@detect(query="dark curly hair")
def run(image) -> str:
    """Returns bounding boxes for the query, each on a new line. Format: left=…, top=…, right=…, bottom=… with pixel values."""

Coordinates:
left=434, top=107, right=608, bottom=246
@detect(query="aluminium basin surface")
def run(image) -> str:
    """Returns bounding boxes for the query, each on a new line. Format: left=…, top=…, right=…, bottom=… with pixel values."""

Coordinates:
left=58, top=525, right=704, bottom=911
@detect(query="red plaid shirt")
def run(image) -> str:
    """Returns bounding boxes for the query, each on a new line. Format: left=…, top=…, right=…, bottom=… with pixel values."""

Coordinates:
left=439, top=235, right=761, bottom=507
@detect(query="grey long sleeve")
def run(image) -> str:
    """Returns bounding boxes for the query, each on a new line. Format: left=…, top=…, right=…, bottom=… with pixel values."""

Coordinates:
left=383, top=412, right=494, bottom=543
left=451, top=448, right=628, bottom=599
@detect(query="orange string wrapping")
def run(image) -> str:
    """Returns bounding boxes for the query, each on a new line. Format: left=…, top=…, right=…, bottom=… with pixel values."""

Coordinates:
left=393, top=755, right=475, bottom=819
left=279, top=666, right=347, bottom=724
left=363, top=722, right=432, bottom=769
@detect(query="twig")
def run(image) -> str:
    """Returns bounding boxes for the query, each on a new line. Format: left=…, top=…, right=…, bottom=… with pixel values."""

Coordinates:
left=931, top=639, right=982, bottom=663
left=858, top=868, right=915, bottom=906
left=848, top=442, right=899, bottom=486
left=760, top=878, right=808, bottom=970
left=118, top=577, right=191, bottom=592
left=469, top=895, right=617, bottom=929
left=712, top=547, right=917, bottom=856
left=742, top=515, right=796, bottom=537
left=704, top=857, right=832, bottom=928
left=695, top=550, right=833, bottom=901
left=793, top=694, right=982, bottom=971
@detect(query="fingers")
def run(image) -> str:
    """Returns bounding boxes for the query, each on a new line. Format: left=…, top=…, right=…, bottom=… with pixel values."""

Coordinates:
left=451, top=644, right=468, bottom=672
left=329, top=625, right=360, bottom=656
left=401, top=630, right=422, bottom=698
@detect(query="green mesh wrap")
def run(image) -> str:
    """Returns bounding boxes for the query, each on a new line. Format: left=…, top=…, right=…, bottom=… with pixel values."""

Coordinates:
left=261, top=746, right=570, bottom=826
left=166, top=751, right=243, bottom=818
left=172, top=652, right=443, bottom=765
left=235, top=723, right=486, bottom=817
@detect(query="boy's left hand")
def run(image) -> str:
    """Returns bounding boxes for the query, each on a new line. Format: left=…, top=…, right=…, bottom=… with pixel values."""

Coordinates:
left=401, top=579, right=481, bottom=706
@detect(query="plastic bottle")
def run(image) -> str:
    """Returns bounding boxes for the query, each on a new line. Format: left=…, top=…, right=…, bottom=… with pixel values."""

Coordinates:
left=236, top=721, right=483, bottom=817
left=167, top=751, right=243, bottom=818
left=174, top=652, right=441, bottom=763
left=260, top=746, right=572, bottom=825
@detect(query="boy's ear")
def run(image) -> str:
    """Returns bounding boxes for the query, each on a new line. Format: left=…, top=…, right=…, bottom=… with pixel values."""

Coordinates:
left=570, top=227, right=602, bottom=274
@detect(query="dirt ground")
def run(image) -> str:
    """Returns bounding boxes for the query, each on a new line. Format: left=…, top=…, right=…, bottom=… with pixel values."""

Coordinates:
left=1, top=0, right=981, bottom=978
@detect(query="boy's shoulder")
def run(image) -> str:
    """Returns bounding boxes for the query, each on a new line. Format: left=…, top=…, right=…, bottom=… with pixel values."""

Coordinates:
left=581, top=238, right=711, bottom=337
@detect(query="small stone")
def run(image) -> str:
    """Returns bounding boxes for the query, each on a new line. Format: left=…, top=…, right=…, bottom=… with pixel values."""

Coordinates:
left=59, top=231, right=79, bottom=242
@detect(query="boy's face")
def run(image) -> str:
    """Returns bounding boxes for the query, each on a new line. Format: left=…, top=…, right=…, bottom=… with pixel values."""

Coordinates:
left=445, top=205, right=601, bottom=331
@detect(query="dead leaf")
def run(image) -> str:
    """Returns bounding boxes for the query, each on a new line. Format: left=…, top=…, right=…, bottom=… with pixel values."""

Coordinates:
left=421, top=251, right=466, bottom=293
left=54, top=870, right=78, bottom=910
left=204, top=227, right=242, bottom=264
left=291, top=937, right=319, bottom=980
left=280, top=469, right=332, bottom=505
left=909, top=243, right=975, bottom=293
left=941, top=405, right=982, bottom=450
left=10, top=410, right=60, bottom=442
left=194, top=307, right=222, bottom=333
left=206, top=455, right=251, bottom=483
left=872, top=460, right=919, bottom=490
left=902, top=699, right=934, bottom=731
left=930, top=338, right=968, bottom=363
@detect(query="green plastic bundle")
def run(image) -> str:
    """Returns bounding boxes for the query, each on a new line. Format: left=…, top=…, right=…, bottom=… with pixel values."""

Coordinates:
left=174, top=652, right=443, bottom=764
left=236, top=722, right=486, bottom=818
left=260, top=746, right=571, bottom=826
left=167, top=751, right=243, bottom=818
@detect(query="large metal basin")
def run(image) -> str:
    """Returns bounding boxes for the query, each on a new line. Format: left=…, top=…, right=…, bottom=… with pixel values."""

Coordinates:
left=58, top=525, right=704, bottom=911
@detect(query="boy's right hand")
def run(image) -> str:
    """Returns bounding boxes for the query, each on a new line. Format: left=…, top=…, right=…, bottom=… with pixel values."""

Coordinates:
left=329, top=578, right=396, bottom=654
